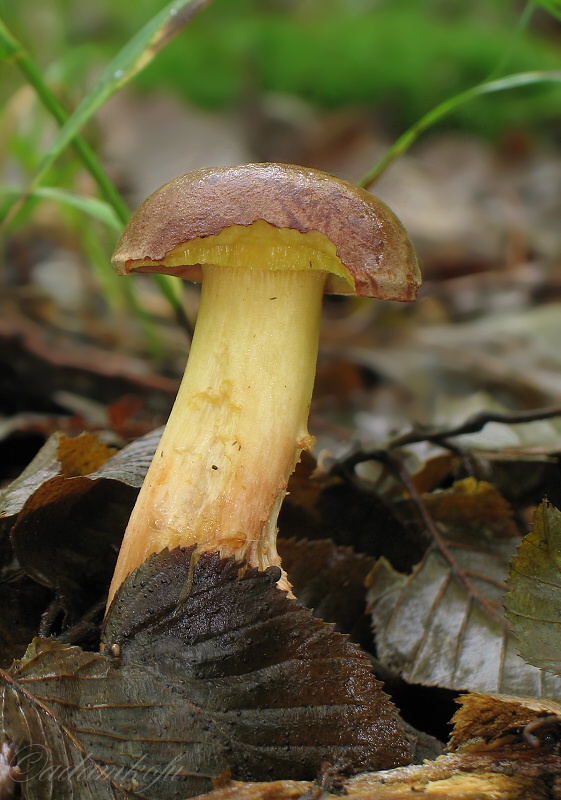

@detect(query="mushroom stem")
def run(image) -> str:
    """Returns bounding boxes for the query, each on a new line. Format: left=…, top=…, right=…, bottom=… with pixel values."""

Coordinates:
left=108, top=265, right=325, bottom=605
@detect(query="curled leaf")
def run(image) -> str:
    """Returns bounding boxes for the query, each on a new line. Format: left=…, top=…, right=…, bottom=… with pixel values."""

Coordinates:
left=11, top=477, right=135, bottom=596
left=0, top=428, right=161, bottom=530
left=1, top=430, right=159, bottom=604
left=0, top=431, right=116, bottom=523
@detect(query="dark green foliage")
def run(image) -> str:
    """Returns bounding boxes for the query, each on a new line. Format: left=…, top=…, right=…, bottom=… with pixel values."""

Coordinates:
left=506, top=502, right=561, bottom=675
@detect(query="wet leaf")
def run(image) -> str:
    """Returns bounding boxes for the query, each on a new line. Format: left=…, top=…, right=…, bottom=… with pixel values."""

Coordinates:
left=1, top=548, right=409, bottom=799
left=191, top=731, right=561, bottom=800
left=505, top=501, right=561, bottom=674
left=10, top=477, right=136, bottom=597
left=277, top=538, right=373, bottom=638
left=198, top=693, right=561, bottom=799
left=367, top=529, right=561, bottom=696
left=3, top=637, right=214, bottom=800
left=104, top=548, right=409, bottom=776
left=0, top=429, right=159, bottom=607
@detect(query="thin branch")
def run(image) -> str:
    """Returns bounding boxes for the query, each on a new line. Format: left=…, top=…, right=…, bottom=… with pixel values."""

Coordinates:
left=340, top=406, right=561, bottom=469
left=391, top=405, right=561, bottom=449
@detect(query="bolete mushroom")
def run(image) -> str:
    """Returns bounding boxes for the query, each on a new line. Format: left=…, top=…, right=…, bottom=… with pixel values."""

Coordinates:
left=107, top=163, right=420, bottom=606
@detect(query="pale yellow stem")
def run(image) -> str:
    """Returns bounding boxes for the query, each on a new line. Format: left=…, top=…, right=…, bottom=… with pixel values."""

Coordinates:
left=107, top=265, right=325, bottom=605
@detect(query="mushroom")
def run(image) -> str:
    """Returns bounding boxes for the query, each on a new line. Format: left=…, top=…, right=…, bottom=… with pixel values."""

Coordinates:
left=107, top=163, right=420, bottom=606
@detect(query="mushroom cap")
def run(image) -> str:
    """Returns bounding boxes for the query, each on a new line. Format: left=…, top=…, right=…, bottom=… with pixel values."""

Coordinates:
left=113, top=163, right=420, bottom=301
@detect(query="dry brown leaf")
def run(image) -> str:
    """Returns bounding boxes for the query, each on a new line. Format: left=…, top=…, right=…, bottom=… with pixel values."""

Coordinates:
left=0, top=431, right=117, bottom=523
left=412, top=452, right=460, bottom=495
left=423, top=477, right=518, bottom=539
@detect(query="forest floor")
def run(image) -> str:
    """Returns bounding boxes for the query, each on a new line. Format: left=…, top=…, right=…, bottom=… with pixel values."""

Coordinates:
left=2, top=93, right=561, bottom=797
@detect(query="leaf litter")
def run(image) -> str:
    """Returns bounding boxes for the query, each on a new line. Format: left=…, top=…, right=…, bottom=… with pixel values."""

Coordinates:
left=0, top=548, right=408, bottom=799
left=4, top=406, right=561, bottom=796
left=365, top=476, right=561, bottom=696
left=3, top=140, right=561, bottom=796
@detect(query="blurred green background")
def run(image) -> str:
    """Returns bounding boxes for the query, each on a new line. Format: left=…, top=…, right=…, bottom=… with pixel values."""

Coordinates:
left=0, top=0, right=560, bottom=366
left=1, top=0, right=560, bottom=139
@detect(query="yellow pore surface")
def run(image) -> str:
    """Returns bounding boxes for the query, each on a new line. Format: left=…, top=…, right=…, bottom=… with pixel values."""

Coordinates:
left=136, top=219, right=355, bottom=290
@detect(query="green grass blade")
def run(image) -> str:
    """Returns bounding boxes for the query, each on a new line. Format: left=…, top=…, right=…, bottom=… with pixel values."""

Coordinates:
left=359, top=70, right=561, bottom=189
left=0, top=17, right=129, bottom=221
left=0, top=16, right=19, bottom=60
left=534, top=0, right=561, bottom=21
left=31, top=0, right=211, bottom=189
left=486, top=1, right=537, bottom=81
left=0, top=3, right=210, bottom=344
left=0, top=186, right=122, bottom=231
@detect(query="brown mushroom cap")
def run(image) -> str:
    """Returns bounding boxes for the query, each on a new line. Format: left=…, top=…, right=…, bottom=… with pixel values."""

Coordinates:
left=113, top=162, right=420, bottom=301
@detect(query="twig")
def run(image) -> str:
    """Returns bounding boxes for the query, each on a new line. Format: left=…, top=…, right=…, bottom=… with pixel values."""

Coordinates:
left=336, top=406, right=561, bottom=472
left=389, top=405, right=561, bottom=450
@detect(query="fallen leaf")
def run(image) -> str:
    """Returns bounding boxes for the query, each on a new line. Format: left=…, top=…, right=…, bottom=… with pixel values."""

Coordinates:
left=0, top=575, right=51, bottom=669
left=0, top=429, right=162, bottom=530
left=0, top=431, right=117, bottom=525
left=367, top=529, right=561, bottom=696
left=88, top=426, right=163, bottom=488
left=423, top=477, right=518, bottom=539
left=505, top=501, right=561, bottom=675
left=191, top=749, right=561, bottom=800
left=277, top=538, right=374, bottom=639
left=316, top=482, right=425, bottom=573
left=412, top=452, right=460, bottom=494
left=0, top=430, right=161, bottom=621
left=0, top=432, right=135, bottom=660
left=10, top=476, right=136, bottom=598
left=1, top=547, right=409, bottom=799
left=193, top=693, right=561, bottom=799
